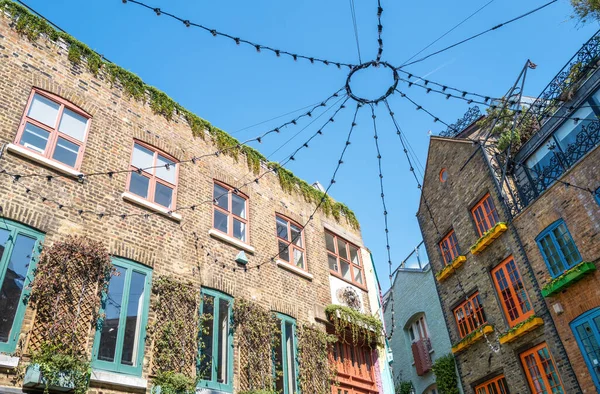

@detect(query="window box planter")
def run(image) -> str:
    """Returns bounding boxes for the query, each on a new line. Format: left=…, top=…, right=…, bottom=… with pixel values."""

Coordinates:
left=541, top=261, right=596, bottom=297
left=451, top=324, right=494, bottom=354
left=499, top=316, right=544, bottom=344
left=470, top=222, right=508, bottom=255
left=23, top=363, right=78, bottom=392
left=436, top=255, right=467, bottom=282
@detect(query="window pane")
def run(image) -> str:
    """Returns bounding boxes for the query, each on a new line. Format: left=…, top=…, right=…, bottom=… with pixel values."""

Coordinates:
left=0, top=232, right=34, bottom=343
left=120, top=271, right=146, bottom=366
left=131, top=143, right=154, bottom=170
left=217, top=298, right=229, bottom=384
left=52, top=137, right=79, bottom=167
left=27, top=94, right=59, bottom=127
left=553, top=224, right=581, bottom=267
left=340, top=260, right=351, bottom=280
left=294, top=249, right=304, bottom=269
left=155, top=155, right=176, bottom=184
left=290, top=224, right=302, bottom=248
left=58, top=108, right=87, bottom=142
left=285, top=321, right=297, bottom=393
left=354, top=267, right=363, bottom=284
left=233, top=219, right=246, bottom=242
left=325, top=233, right=335, bottom=253
left=213, top=184, right=229, bottom=211
left=199, top=295, right=214, bottom=380
left=231, top=194, right=246, bottom=218
left=214, top=209, right=228, bottom=234
left=349, top=245, right=360, bottom=266
left=129, top=172, right=150, bottom=199
left=276, top=217, right=288, bottom=240
left=328, top=254, right=338, bottom=272
left=154, top=183, right=173, bottom=208
left=337, top=238, right=348, bottom=260
left=278, top=241, right=290, bottom=262
left=98, top=266, right=126, bottom=362
left=19, top=123, right=50, bottom=154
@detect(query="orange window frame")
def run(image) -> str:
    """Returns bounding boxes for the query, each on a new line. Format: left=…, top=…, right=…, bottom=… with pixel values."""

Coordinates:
left=520, top=343, right=565, bottom=394
left=471, top=193, right=500, bottom=237
left=275, top=214, right=306, bottom=270
left=453, top=292, right=487, bottom=338
left=212, top=180, right=249, bottom=242
left=14, top=88, right=91, bottom=170
left=439, top=230, right=460, bottom=265
left=491, top=256, right=534, bottom=326
left=475, top=375, right=509, bottom=394
left=326, top=231, right=365, bottom=288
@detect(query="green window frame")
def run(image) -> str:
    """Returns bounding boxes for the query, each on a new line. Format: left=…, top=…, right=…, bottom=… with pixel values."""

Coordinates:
left=0, top=219, right=44, bottom=354
left=274, top=313, right=299, bottom=394
left=198, top=288, right=234, bottom=392
left=536, top=219, right=582, bottom=278
left=91, top=257, right=152, bottom=376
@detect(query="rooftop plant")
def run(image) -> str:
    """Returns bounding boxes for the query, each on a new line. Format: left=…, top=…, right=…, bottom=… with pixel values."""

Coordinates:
left=325, top=305, right=383, bottom=347
left=476, top=104, right=537, bottom=152
left=571, top=0, right=600, bottom=23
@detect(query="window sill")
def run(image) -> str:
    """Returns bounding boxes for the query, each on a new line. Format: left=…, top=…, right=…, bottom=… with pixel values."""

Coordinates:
left=208, top=229, right=255, bottom=254
left=90, top=369, right=147, bottom=390
left=122, top=192, right=182, bottom=222
left=0, top=354, right=19, bottom=369
left=276, top=259, right=314, bottom=280
left=7, top=143, right=82, bottom=178
left=329, top=271, right=368, bottom=292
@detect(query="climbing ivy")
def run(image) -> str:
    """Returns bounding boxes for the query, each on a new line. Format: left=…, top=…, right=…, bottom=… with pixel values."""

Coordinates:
left=325, top=305, right=383, bottom=348
left=297, top=324, right=337, bottom=394
left=431, top=354, right=460, bottom=394
left=395, top=380, right=414, bottom=394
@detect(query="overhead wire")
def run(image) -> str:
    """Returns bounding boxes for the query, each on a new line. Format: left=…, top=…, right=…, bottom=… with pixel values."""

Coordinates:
left=348, top=0, right=362, bottom=63
left=230, top=101, right=324, bottom=135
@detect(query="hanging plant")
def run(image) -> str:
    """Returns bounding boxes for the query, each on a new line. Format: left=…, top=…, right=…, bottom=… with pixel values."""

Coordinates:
left=325, top=305, right=383, bottom=348
left=297, top=324, right=337, bottom=394
left=476, top=103, right=537, bottom=152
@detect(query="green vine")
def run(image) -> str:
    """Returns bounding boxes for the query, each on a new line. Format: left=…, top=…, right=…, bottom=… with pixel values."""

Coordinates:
left=571, top=0, right=600, bottom=24
left=0, top=0, right=359, bottom=228
left=151, top=371, right=196, bottom=394
left=431, top=354, right=460, bottom=394
left=451, top=324, right=493, bottom=349
left=297, top=324, right=337, bottom=394
left=542, top=261, right=595, bottom=291
left=498, top=315, right=541, bottom=340
left=395, top=380, right=414, bottom=394
left=325, top=305, right=383, bottom=347
left=28, top=343, right=91, bottom=394
left=469, top=222, right=506, bottom=252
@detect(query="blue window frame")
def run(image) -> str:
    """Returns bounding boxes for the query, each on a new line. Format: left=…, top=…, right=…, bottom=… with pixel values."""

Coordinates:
left=571, top=308, right=600, bottom=392
left=91, top=257, right=152, bottom=376
left=0, top=220, right=44, bottom=353
left=536, top=219, right=582, bottom=278
left=274, top=314, right=298, bottom=394
left=198, top=288, right=234, bottom=392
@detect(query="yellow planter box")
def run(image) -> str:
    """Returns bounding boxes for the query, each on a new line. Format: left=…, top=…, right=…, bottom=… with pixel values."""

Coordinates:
left=436, top=255, right=467, bottom=282
left=452, top=325, right=494, bottom=354
left=470, top=223, right=508, bottom=255
left=499, top=317, right=544, bottom=344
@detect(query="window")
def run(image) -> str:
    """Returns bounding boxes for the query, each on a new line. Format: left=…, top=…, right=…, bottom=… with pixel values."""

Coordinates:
left=536, top=219, right=582, bottom=278
left=571, top=308, right=600, bottom=391
left=454, top=292, right=487, bottom=338
left=276, top=216, right=305, bottom=270
left=325, top=232, right=364, bottom=287
left=471, top=193, right=500, bottom=237
left=440, top=168, right=448, bottom=182
left=520, top=343, right=565, bottom=394
left=127, top=141, right=178, bottom=209
left=408, top=315, right=432, bottom=376
left=92, top=257, right=152, bottom=375
left=213, top=182, right=248, bottom=242
left=274, top=314, right=298, bottom=394
left=475, top=375, right=509, bottom=394
left=491, top=256, right=533, bottom=326
left=407, top=315, right=429, bottom=343
left=439, top=230, right=460, bottom=265
left=0, top=220, right=43, bottom=353
left=15, top=89, right=90, bottom=169
left=198, top=288, right=233, bottom=392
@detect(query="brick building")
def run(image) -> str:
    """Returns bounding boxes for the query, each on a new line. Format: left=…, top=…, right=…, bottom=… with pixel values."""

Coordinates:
left=0, top=3, right=390, bottom=393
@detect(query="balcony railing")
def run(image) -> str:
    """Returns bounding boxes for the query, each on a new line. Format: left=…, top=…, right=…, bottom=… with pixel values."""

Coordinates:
left=412, top=338, right=432, bottom=376
left=440, top=106, right=482, bottom=138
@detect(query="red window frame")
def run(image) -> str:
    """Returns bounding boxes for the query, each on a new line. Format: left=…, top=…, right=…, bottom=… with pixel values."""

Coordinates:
left=453, top=292, right=487, bottom=338
left=475, top=375, right=510, bottom=394
left=471, top=193, right=500, bottom=237
left=126, top=140, right=179, bottom=209
left=15, top=88, right=91, bottom=170
left=212, top=180, right=249, bottom=242
left=326, top=231, right=365, bottom=288
left=439, top=230, right=460, bottom=265
left=491, top=256, right=534, bottom=327
left=520, top=343, right=565, bottom=394
left=275, top=214, right=306, bottom=270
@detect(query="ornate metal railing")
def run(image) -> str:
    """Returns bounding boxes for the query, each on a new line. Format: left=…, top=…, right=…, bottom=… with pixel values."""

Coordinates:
left=440, top=106, right=482, bottom=138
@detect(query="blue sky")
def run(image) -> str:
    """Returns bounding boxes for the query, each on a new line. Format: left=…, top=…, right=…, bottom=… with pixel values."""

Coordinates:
left=23, top=0, right=598, bottom=287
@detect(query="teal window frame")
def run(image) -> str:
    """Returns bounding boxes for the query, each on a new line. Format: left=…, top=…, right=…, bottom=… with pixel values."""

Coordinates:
left=0, top=219, right=44, bottom=354
left=91, top=257, right=152, bottom=376
left=274, top=313, right=299, bottom=394
left=536, top=219, right=582, bottom=278
left=197, top=288, right=234, bottom=393
left=571, top=308, right=600, bottom=392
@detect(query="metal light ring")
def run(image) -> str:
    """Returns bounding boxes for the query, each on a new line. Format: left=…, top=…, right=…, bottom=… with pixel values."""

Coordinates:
left=345, top=61, right=399, bottom=104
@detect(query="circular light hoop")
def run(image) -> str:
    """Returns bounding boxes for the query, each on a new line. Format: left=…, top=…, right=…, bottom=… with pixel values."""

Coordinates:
left=345, top=61, right=399, bottom=104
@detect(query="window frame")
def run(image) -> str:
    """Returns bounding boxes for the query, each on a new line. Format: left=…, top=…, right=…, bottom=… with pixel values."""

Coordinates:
left=212, top=180, right=249, bottom=243
left=520, top=343, right=565, bottom=394
left=0, top=220, right=44, bottom=354
left=453, top=292, right=487, bottom=339
left=14, top=88, right=91, bottom=170
left=274, top=313, right=299, bottom=394
left=535, top=219, right=583, bottom=278
left=91, top=257, right=152, bottom=376
left=471, top=193, right=500, bottom=237
left=197, top=287, right=234, bottom=392
left=439, top=229, right=460, bottom=265
left=126, top=140, right=179, bottom=210
left=325, top=231, right=365, bottom=289
left=475, top=375, right=510, bottom=394
left=275, top=214, right=306, bottom=271
left=491, top=256, right=534, bottom=327
left=595, top=187, right=600, bottom=206
left=570, top=307, right=600, bottom=392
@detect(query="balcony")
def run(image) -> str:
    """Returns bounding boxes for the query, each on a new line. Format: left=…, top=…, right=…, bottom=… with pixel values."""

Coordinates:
left=412, top=338, right=432, bottom=376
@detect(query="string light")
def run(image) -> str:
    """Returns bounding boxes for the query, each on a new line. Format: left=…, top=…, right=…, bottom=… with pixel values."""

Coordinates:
left=399, top=76, right=497, bottom=106
left=376, top=0, right=384, bottom=63
left=394, top=90, right=453, bottom=128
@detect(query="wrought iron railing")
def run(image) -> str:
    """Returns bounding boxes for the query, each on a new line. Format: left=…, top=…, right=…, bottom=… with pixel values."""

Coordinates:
left=440, top=106, right=482, bottom=138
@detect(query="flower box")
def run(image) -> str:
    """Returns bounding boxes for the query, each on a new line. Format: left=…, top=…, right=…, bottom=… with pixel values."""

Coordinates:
left=470, top=222, right=508, bottom=255
left=499, top=316, right=544, bottom=344
left=541, top=262, right=596, bottom=297
left=23, top=363, right=76, bottom=392
left=451, top=325, right=494, bottom=354
left=436, top=255, right=467, bottom=282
